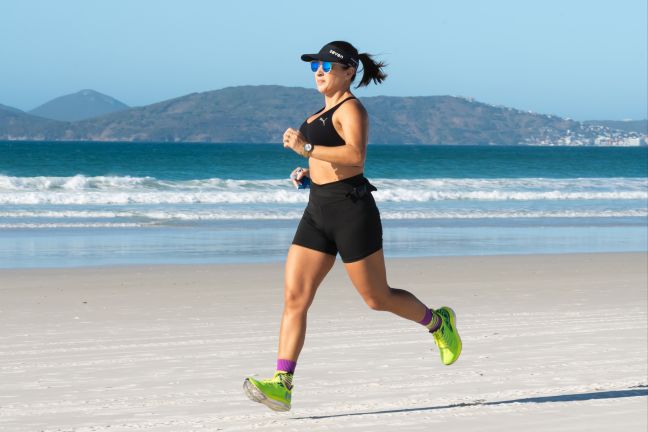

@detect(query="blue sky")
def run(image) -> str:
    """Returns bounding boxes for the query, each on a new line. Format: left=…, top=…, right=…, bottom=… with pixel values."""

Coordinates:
left=1, top=0, right=646, bottom=120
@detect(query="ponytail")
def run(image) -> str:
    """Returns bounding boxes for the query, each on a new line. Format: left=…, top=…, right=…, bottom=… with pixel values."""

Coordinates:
left=355, top=52, right=388, bottom=88
left=327, top=40, right=387, bottom=88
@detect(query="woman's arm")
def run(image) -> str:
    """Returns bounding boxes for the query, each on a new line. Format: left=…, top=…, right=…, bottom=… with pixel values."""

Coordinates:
left=283, top=101, right=368, bottom=166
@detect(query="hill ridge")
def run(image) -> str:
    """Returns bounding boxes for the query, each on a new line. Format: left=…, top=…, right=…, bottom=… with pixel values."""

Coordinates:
left=28, top=89, right=129, bottom=122
left=1, top=85, right=645, bottom=145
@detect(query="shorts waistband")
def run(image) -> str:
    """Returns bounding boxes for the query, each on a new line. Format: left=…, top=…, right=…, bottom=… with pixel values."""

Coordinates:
left=309, top=174, right=376, bottom=199
left=311, top=173, right=367, bottom=192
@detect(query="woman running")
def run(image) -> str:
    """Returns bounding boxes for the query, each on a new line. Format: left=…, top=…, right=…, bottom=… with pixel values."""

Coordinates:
left=243, top=41, right=462, bottom=412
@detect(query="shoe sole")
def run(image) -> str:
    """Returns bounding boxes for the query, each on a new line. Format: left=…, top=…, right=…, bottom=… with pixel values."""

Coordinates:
left=441, top=306, right=462, bottom=366
left=243, top=378, right=291, bottom=412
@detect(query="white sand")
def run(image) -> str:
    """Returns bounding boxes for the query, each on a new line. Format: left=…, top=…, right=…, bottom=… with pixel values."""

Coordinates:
left=0, top=252, right=646, bottom=431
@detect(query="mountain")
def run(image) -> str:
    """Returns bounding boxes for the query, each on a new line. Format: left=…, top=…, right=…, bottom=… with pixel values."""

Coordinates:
left=29, top=89, right=129, bottom=122
left=0, top=103, right=24, bottom=114
left=584, top=119, right=647, bottom=135
left=61, top=86, right=595, bottom=145
left=1, top=85, right=646, bottom=145
left=363, top=96, right=577, bottom=145
left=69, top=85, right=322, bottom=142
left=0, top=103, right=66, bottom=140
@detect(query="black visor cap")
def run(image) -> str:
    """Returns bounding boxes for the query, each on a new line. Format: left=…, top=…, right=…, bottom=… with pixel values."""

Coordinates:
left=301, top=43, right=359, bottom=68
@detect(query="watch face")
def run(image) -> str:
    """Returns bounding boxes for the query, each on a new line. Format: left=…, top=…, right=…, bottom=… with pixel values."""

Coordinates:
left=304, top=143, right=313, bottom=152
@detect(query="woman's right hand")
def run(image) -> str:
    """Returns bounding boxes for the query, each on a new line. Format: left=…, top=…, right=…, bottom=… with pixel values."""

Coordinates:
left=290, top=166, right=309, bottom=189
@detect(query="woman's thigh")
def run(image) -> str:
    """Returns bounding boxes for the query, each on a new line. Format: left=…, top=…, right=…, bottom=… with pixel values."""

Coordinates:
left=343, top=248, right=389, bottom=301
left=284, top=244, right=336, bottom=309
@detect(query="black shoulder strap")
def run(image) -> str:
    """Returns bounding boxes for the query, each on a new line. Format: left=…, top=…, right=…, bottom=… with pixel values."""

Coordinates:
left=331, top=96, right=357, bottom=112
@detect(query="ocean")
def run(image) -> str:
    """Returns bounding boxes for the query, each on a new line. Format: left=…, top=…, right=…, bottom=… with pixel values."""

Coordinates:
left=1, top=141, right=646, bottom=268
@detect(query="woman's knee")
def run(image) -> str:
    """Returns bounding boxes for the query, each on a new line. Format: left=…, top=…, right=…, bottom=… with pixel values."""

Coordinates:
left=283, top=283, right=315, bottom=312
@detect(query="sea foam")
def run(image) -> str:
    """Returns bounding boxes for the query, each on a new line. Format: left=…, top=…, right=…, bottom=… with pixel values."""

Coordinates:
left=0, top=175, right=645, bottom=205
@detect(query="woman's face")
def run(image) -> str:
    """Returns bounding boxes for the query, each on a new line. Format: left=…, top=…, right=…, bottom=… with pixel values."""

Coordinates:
left=313, top=62, right=355, bottom=94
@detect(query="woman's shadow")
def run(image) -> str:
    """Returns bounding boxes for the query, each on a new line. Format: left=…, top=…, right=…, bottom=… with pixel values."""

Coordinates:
left=293, top=385, right=648, bottom=420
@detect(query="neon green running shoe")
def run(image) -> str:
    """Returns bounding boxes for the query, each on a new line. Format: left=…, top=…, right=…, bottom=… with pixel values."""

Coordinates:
left=243, top=372, right=292, bottom=412
left=432, top=306, right=462, bottom=365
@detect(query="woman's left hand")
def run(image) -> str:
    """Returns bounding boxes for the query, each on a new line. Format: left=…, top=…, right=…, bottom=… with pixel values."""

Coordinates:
left=283, top=128, right=307, bottom=156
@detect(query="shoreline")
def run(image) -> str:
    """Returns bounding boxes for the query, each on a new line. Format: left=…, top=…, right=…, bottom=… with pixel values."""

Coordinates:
left=0, top=250, right=645, bottom=271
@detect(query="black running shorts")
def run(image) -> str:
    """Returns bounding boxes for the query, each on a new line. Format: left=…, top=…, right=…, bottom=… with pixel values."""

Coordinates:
left=292, top=173, right=383, bottom=263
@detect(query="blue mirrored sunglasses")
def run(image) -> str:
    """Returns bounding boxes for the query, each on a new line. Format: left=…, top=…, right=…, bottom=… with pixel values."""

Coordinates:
left=310, top=61, right=332, bottom=73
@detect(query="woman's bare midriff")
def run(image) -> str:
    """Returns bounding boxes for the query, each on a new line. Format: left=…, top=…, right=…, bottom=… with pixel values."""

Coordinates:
left=308, top=158, right=363, bottom=185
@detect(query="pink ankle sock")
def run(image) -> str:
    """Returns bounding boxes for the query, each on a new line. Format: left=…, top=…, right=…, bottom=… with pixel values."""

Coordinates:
left=419, top=308, right=441, bottom=333
left=276, top=358, right=296, bottom=374
left=418, top=308, right=433, bottom=326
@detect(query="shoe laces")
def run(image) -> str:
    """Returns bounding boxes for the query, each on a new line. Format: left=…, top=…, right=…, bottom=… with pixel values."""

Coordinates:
left=274, top=372, right=293, bottom=390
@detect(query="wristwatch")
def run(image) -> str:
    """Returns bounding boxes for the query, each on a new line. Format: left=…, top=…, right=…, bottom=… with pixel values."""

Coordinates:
left=302, top=142, right=314, bottom=158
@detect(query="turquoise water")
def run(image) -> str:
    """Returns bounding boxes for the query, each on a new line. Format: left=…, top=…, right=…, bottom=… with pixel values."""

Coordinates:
left=3, top=141, right=647, bottom=179
left=0, top=141, right=646, bottom=268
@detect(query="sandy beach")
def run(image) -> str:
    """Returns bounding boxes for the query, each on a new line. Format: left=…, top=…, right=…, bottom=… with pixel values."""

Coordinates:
left=1, top=252, right=646, bottom=431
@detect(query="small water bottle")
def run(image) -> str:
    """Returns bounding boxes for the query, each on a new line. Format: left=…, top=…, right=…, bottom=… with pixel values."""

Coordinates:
left=291, top=168, right=311, bottom=189
left=297, top=176, right=311, bottom=189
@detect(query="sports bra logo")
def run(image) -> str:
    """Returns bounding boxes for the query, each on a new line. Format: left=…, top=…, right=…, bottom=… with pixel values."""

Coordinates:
left=319, top=117, right=328, bottom=126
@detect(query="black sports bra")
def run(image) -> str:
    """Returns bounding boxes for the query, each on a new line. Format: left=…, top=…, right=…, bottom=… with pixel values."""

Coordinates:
left=299, top=96, right=356, bottom=147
